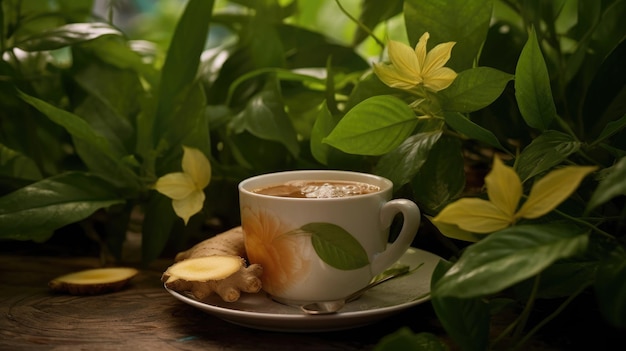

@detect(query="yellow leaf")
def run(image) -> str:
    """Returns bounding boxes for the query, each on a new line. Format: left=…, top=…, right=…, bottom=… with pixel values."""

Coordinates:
left=429, top=216, right=483, bottom=242
left=172, top=190, right=205, bottom=225
left=154, top=173, right=195, bottom=200
left=373, top=62, right=419, bottom=91
left=434, top=198, right=512, bottom=233
left=414, top=32, right=428, bottom=70
left=486, top=156, right=522, bottom=217
left=516, top=166, right=597, bottom=219
left=422, top=66, right=458, bottom=92
left=421, top=42, right=457, bottom=91
left=388, top=39, right=422, bottom=80
left=153, top=146, right=212, bottom=225
left=182, top=146, right=211, bottom=189
left=423, top=41, right=455, bottom=74
left=374, top=32, right=456, bottom=94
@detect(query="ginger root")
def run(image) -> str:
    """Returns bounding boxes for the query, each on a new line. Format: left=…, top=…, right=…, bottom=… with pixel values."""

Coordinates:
left=174, top=226, right=246, bottom=261
left=49, top=267, right=138, bottom=295
left=162, top=255, right=262, bottom=302
left=162, top=226, right=263, bottom=302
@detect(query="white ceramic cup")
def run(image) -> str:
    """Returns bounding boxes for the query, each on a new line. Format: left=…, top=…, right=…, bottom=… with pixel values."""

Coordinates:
left=238, top=170, right=421, bottom=304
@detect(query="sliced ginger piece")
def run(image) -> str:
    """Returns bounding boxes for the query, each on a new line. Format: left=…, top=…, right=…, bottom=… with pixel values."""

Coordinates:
left=162, top=255, right=262, bottom=302
left=166, top=255, right=243, bottom=281
left=49, top=267, right=138, bottom=295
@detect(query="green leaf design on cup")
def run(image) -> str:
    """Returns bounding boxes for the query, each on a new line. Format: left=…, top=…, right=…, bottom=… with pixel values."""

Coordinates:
left=301, top=222, right=369, bottom=270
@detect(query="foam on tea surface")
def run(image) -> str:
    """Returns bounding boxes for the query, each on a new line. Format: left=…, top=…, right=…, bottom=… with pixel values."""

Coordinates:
left=253, top=180, right=380, bottom=198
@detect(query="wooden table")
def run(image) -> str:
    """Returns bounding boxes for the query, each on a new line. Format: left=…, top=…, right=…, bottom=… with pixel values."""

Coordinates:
left=0, top=253, right=444, bottom=351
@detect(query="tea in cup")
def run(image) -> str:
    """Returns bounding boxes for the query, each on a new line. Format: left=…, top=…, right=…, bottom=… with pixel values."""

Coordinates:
left=238, top=170, right=421, bottom=304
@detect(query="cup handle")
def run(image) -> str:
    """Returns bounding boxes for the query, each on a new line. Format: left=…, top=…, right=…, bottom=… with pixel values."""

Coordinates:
left=370, top=199, right=421, bottom=276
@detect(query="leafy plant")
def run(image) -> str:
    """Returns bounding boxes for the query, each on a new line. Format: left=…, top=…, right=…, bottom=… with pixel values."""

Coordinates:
left=0, top=0, right=216, bottom=262
left=1, top=0, right=624, bottom=349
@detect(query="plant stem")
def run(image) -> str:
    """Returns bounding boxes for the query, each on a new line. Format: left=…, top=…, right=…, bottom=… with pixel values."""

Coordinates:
left=492, top=313, right=519, bottom=348
left=555, top=114, right=580, bottom=142
left=334, top=0, right=385, bottom=49
left=512, top=283, right=589, bottom=349
left=491, top=275, right=540, bottom=349
left=554, top=208, right=614, bottom=240
left=512, top=274, right=539, bottom=339
left=107, top=0, right=115, bottom=24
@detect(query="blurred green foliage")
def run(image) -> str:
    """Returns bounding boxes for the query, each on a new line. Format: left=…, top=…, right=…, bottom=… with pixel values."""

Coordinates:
left=0, top=0, right=624, bottom=349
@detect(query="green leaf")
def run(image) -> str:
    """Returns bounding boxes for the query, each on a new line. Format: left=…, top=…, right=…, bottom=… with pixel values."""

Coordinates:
left=310, top=102, right=337, bottom=165
left=226, top=68, right=325, bottom=107
left=277, top=25, right=369, bottom=72
left=242, top=19, right=286, bottom=68
left=594, top=113, right=626, bottom=145
left=599, top=143, right=626, bottom=160
left=515, top=260, right=596, bottom=299
left=71, top=60, right=142, bottom=185
left=587, top=156, right=626, bottom=213
left=374, top=328, right=447, bottom=351
left=241, top=79, right=300, bottom=157
left=153, top=0, right=215, bottom=144
left=75, top=140, right=141, bottom=191
left=57, top=0, right=93, bottom=21
left=72, top=56, right=144, bottom=133
left=430, top=260, right=490, bottom=351
left=562, top=2, right=599, bottom=82
left=443, top=111, right=506, bottom=151
left=375, top=128, right=442, bottom=190
left=594, top=247, right=626, bottom=328
left=212, top=22, right=302, bottom=104
left=302, top=222, right=369, bottom=270
left=18, top=91, right=122, bottom=162
left=324, top=95, right=417, bottom=156
left=157, top=82, right=209, bottom=173
left=224, top=131, right=287, bottom=170
left=72, top=98, right=131, bottom=158
left=16, top=22, right=122, bottom=51
left=344, top=72, right=397, bottom=111
left=18, top=90, right=140, bottom=189
left=404, top=0, right=493, bottom=71
left=177, top=88, right=212, bottom=156
left=514, top=27, right=557, bottom=131
left=142, top=193, right=177, bottom=264
left=0, top=172, right=124, bottom=242
left=81, top=37, right=159, bottom=86
left=411, top=136, right=465, bottom=214
left=440, top=67, right=513, bottom=113
left=72, top=96, right=132, bottom=157
left=433, top=223, right=589, bottom=298
left=0, top=144, right=42, bottom=181
left=579, top=4, right=626, bottom=138
left=310, top=103, right=371, bottom=171
left=515, top=130, right=581, bottom=182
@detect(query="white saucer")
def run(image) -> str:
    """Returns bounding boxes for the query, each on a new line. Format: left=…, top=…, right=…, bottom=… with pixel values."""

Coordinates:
left=165, top=247, right=443, bottom=332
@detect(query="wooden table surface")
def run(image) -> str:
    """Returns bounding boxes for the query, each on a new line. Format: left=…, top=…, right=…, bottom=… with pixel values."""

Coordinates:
left=0, top=253, right=444, bottom=351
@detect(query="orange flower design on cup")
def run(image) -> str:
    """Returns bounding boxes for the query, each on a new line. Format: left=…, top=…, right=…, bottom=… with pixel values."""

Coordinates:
left=241, top=206, right=311, bottom=296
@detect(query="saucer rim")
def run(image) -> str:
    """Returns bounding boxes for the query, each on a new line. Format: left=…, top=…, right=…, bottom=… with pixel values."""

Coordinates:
left=164, top=247, right=443, bottom=332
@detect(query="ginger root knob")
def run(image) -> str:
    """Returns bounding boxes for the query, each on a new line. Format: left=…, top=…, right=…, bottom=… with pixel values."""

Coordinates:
left=162, top=255, right=262, bottom=302
left=164, top=226, right=263, bottom=302
left=175, top=227, right=246, bottom=261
